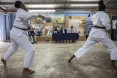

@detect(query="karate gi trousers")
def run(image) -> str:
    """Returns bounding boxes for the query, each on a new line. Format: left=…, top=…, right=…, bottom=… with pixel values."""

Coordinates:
left=3, top=31, right=35, bottom=68
left=74, top=29, right=117, bottom=60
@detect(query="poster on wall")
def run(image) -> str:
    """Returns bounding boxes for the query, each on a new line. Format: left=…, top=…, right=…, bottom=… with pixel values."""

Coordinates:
left=51, top=14, right=64, bottom=23
left=34, top=14, right=65, bottom=23
left=112, top=20, right=117, bottom=29
left=67, top=16, right=85, bottom=36
left=69, top=19, right=82, bottom=27
left=30, top=14, right=64, bottom=25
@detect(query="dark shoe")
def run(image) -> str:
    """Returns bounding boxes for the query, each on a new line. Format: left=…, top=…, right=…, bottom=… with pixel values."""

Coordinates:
left=23, top=68, right=35, bottom=74
left=1, top=59, right=6, bottom=65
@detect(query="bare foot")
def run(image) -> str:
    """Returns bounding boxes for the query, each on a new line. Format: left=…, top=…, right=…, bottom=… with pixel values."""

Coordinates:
left=68, top=55, right=75, bottom=63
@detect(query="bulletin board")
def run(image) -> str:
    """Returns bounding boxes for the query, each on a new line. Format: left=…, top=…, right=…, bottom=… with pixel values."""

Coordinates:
left=65, top=16, right=86, bottom=36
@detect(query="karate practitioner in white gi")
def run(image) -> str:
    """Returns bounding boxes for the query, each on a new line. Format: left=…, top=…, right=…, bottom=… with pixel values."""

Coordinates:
left=1, top=1, right=45, bottom=74
left=68, top=0, right=117, bottom=68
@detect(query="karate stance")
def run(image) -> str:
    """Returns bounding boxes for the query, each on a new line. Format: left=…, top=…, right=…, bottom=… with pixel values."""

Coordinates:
left=1, top=1, right=45, bottom=74
left=68, top=0, right=117, bottom=68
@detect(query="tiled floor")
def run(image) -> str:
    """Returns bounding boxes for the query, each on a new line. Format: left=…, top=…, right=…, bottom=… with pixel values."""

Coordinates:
left=0, top=41, right=117, bottom=78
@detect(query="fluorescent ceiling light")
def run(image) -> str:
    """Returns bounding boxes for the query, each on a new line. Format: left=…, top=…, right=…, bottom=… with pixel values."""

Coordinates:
left=28, top=10, right=55, bottom=12
left=65, top=10, right=91, bottom=13
left=71, top=4, right=98, bottom=7
left=69, top=0, right=99, bottom=1
left=26, top=4, right=63, bottom=8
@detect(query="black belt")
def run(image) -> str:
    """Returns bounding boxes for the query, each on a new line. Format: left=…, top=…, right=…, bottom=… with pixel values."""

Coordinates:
left=94, top=26, right=105, bottom=29
left=14, top=26, right=29, bottom=30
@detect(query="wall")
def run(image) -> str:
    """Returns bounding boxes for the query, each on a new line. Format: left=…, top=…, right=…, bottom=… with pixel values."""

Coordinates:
left=64, top=13, right=94, bottom=40
left=0, top=13, right=6, bottom=41
left=111, top=16, right=117, bottom=40
left=0, top=13, right=15, bottom=42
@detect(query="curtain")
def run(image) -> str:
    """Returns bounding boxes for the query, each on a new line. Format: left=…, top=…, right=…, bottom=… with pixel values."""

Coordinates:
left=0, top=13, right=15, bottom=42
left=0, top=13, right=6, bottom=41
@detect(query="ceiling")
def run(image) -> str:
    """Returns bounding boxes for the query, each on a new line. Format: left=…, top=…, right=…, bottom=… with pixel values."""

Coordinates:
left=0, top=0, right=117, bottom=13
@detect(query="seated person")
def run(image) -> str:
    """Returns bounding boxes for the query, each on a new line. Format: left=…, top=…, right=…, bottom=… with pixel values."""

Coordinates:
left=64, top=28, right=67, bottom=33
left=34, top=28, right=41, bottom=37
left=59, top=26, right=68, bottom=42
left=29, top=27, right=37, bottom=44
left=68, top=26, right=76, bottom=42
left=68, top=26, right=75, bottom=33
left=53, top=27, right=59, bottom=34
left=59, top=26, right=67, bottom=34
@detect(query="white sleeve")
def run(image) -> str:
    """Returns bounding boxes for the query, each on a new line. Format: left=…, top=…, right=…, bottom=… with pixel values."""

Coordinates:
left=20, top=11, right=39, bottom=21
left=89, top=14, right=95, bottom=21
left=100, top=13, right=111, bottom=30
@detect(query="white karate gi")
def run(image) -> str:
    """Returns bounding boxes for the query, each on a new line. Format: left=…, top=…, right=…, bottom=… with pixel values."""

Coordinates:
left=74, top=11, right=117, bottom=60
left=3, top=8, right=39, bottom=68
